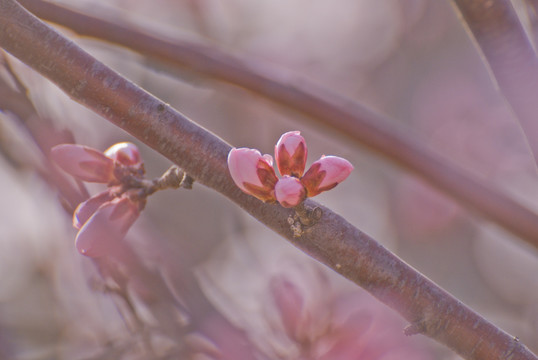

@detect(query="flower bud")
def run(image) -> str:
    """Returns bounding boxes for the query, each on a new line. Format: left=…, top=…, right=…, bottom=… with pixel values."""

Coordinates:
left=73, top=190, right=115, bottom=229
left=301, top=155, right=353, bottom=197
left=275, top=176, right=306, bottom=208
left=50, top=144, right=114, bottom=183
left=227, top=148, right=278, bottom=202
left=104, top=142, right=142, bottom=167
left=75, top=197, right=140, bottom=257
left=275, top=131, right=307, bottom=177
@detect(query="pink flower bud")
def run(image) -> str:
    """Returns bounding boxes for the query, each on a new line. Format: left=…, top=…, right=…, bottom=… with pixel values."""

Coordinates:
left=73, top=190, right=115, bottom=229
left=104, top=142, right=143, bottom=167
left=227, top=148, right=278, bottom=202
left=50, top=144, right=115, bottom=183
left=275, top=131, right=307, bottom=177
left=75, top=197, right=140, bottom=257
left=274, top=176, right=306, bottom=208
left=301, top=155, right=353, bottom=197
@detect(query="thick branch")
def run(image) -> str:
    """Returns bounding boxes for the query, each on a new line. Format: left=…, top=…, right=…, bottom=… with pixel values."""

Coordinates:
left=0, top=1, right=536, bottom=359
left=15, top=0, right=538, bottom=249
left=451, top=0, right=538, bottom=166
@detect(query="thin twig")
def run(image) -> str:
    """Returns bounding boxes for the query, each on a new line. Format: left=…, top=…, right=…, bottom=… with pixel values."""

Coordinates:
left=0, top=1, right=535, bottom=358
left=15, top=0, right=538, bottom=249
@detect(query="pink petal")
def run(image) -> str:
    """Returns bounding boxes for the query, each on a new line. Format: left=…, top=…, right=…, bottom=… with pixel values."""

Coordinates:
left=274, top=176, right=306, bottom=208
left=72, top=190, right=115, bottom=229
left=275, top=131, right=307, bottom=177
left=301, top=156, right=353, bottom=197
left=227, top=148, right=278, bottom=202
left=50, top=144, right=114, bottom=183
left=104, top=142, right=143, bottom=167
left=270, top=275, right=305, bottom=340
left=75, top=197, right=140, bottom=257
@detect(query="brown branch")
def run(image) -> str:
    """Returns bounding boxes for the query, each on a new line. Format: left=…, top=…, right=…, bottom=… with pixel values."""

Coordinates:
left=15, top=0, right=538, bottom=250
left=0, top=1, right=536, bottom=359
left=451, top=0, right=538, bottom=167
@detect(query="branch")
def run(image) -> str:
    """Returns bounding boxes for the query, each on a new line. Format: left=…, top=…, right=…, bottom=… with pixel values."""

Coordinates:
left=15, top=0, right=538, bottom=250
left=451, top=0, right=538, bottom=166
left=0, top=1, right=536, bottom=359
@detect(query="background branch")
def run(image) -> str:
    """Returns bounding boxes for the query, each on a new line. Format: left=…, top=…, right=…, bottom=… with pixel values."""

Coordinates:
left=0, top=1, right=536, bottom=359
left=451, top=0, right=538, bottom=167
left=15, top=0, right=538, bottom=250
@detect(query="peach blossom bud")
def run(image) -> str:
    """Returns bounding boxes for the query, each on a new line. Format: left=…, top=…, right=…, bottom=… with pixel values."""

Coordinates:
left=275, top=131, right=307, bottom=177
left=270, top=275, right=304, bottom=340
left=301, top=155, right=353, bottom=197
left=274, top=176, right=306, bottom=208
left=73, top=190, right=115, bottom=229
left=50, top=144, right=115, bottom=183
left=75, top=197, right=140, bottom=257
left=227, top=148, right=278, bottom=202
left=104, top=142, right=142, bottom=167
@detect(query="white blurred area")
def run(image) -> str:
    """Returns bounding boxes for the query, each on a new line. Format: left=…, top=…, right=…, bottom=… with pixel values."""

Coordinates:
left=1, top=0, right=538, bottom=359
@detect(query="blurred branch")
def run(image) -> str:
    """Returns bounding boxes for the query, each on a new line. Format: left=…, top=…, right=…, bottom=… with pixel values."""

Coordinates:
left=0, top=1, right=536, bottom=359
left=451, top=0, right=538, bottom=167
left=15, top=0, right=538, bottom=250
left=0, top=53, right=87, bottom=210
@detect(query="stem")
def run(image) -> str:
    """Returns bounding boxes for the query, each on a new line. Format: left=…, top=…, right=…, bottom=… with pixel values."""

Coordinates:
left=0, top=1, right=536, bottom=359
left=15, top=0, right=538, bottom=248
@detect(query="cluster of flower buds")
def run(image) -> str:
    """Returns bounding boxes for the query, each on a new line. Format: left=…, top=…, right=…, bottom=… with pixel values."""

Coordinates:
left=228, top=131, right=353, bottom=208
left=51, top=142, right=146, bottom=257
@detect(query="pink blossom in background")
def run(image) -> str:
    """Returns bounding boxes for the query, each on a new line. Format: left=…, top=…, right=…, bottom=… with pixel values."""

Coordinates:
left=267, top=273, right=433, bottom=360
left=51, top=142, right=145, bottom=257
left=228, top=131, right=353, bottom=207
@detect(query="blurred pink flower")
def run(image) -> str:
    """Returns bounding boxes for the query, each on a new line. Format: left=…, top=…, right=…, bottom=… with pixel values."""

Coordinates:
left=267, top=273, right=433, bottom=360
left=228, top=131, right=353, bottom=207
left=51, top=142, right=145, bottom=257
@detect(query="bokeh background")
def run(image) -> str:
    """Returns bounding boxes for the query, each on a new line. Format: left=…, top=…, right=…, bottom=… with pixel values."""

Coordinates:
left=1, top=0, right=538, bottom=359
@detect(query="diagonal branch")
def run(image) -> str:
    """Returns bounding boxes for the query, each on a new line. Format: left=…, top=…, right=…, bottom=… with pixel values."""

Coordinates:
left=451, top=0, right=538, bottom=168
left=0, top=1, right=536, bottom=359
left=15, top=0, right=538, bottom=250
